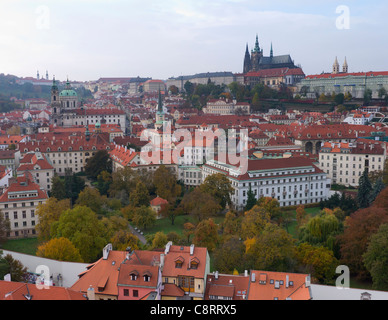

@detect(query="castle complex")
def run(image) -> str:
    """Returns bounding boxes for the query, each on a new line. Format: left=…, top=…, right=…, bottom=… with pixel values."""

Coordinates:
left=243, top=35, right=297, bottom=73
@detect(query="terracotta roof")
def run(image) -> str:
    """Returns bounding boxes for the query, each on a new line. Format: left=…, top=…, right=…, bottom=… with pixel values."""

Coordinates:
left=0, top=280, right=86, bottom=300
left=118, top=264, right=159, bottom=288
left=247, top=271, right=311, bottom=300
left=162, top=245, right=208, bottom=279
left=205, top=273, right=250, bottom=300
left=161, top=283, right=185, bottom=297
left=150, top=196, right=168, bottom=206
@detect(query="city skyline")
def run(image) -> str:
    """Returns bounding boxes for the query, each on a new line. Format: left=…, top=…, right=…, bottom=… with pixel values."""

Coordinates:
left=0, top=0, right=387, bottom=82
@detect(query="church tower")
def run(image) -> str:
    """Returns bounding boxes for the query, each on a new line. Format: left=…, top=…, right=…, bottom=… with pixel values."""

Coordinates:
left=51, top=77, right=61, bottom=125
left=155, top=89, right=165, bottom=130
left=251, top=34, right=263, bottom=71
left=243, top=43, right=252, bottom=73
left=332, top=57, right=340, bottom=74
left=342, top=57, right=348, bottom=73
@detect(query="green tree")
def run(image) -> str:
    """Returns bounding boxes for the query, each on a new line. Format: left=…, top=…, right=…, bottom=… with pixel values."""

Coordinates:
left=181, top=188, right=221, bottom=222
left=200, top=173, right=233, bottom=209
left=363, top=224, right=388, bottom=290
left=85, top=150, right=112, bottom=180
left=213, top=236, right=245, bottom=273
left=357, top=169, right=372, bottom=208
left=110, top=230, right=140, bottom=251
left=240, top=205, right=270, bottom=240
left=76, top=187, right=106, bottom=215
left=244, top=186, right=257, bottom=211
left=50, top=175, right=67, bottom=200
left=35, top=198, right=71, bottom=242
left=0, top=211, right=10, bottom=245
left=129, top=180, right=150, bottom=207
left=371, top=177, right=385, bottom=203
left=132, top=206, right=156, bottom=230
left=0, top=253, right=27, bottom=282
left=246, top=223, right=297, bottom=272
left=152, top=232, right=169, bottom=249
left=50, top=206, right=108, bottom=262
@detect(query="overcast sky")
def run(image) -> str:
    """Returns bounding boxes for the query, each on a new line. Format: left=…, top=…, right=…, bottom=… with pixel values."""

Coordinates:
left=0, top=0, right=387, bottom=82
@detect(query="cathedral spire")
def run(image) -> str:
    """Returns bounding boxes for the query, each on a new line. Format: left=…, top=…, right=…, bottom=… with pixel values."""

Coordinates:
left=158, top=89, right=163, bottom=113
left=270, top=42, right=273, bottom=58
left=253, top=34, right=260, bottom=53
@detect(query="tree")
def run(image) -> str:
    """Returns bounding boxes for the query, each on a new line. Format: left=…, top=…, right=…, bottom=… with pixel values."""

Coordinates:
left=221, top=211, right=241, bottom=237
left=153, top=165, right=181, bottom=203
left=96, top=170, right=112, bottom=196
left=109, top=167, right=138, bottom=199
left=334, top=93, right=345, bottom=105
left=0, top=253, right=27, bottom=282
left=110, top=230, right=140, bottom=251
left=35, top=198, right=71, bottom=242
left=36, top=237, right=83, bottom=262
left=76, top=187, right=106, bottom=215
left=371, top=177, right=385, bottom=204
left=246, top=223, right=297, bottom=272
left=213, top=236, right=245, bottom=273
left=193, top=218, right=219, bottom=252
left=50, top=205, right=109, bottom=262
left=152, top=232, right=168, bottom=249
left=298, top=210, right=341, bottom=251
left=240, top=205, right=270, bottom=240
left=0, top=211, right=10, bottom=245
left=181, top=188, right=221, bottom=222
left=256, top=197, right=281, bottom=223
left=160, top=203, right=182, bottom=226
left=363, top=224, right=388, bottom=290
left=339, top=207, right=388, bottom=279
left=64, top=170, right=86, bottom=205
left=85, top=150, right=112, bottom=180
left=296, top=205, right=308, bottom=231
left=357, top=169, right=372, bottom=208
left=200, top=173, right=233, bottom=209
left=183, top=222, right=196, bottom=244
left=296, top=243, right=338, bottom=284
left=129, top=180, right=150, bottom=207
left=132, top=206, right=156, bottom=230
left=244, top=186, right=257, bottom=211
left=50, top=175, right=67, bottom=200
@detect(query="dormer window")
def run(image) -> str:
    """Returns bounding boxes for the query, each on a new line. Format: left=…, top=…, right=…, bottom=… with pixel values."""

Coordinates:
left=129, top=270, right=139, bottom=281
left=190, top=257, right=199, bottom=270
left=175, top=256, right=184, bottom=268
left=143, top=271, right=152, bottom=282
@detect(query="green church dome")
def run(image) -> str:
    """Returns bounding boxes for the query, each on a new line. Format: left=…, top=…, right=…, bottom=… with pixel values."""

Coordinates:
left=59, top=89, right=77, bottom=97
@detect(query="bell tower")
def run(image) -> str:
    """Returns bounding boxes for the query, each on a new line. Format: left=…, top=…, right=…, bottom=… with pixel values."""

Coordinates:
left=51, top=76, right=61, bottom=125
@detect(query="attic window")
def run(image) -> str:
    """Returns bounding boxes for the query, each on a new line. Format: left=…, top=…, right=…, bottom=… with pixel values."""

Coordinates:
left=130, top=271, right=139, bottom=281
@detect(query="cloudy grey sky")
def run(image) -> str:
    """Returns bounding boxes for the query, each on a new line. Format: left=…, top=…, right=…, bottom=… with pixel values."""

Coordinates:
left=0, top=0, right=387, bottom=82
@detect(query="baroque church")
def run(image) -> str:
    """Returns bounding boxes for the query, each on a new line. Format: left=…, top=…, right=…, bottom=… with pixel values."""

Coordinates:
left=243, top=35, right=297, bottom=73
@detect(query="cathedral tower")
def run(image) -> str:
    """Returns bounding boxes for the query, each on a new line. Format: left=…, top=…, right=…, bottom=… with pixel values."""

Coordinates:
left=243, top=43, right=252, bottom=73
left=332, top=57, right=340, bottom=74
left=342, top=57, right=348, bottom=73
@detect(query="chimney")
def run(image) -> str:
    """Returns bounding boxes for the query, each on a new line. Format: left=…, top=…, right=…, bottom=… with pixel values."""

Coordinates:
left=286, top=275, right=289, bottom=288
left=160, top=253, right=165, bottom=271
left=102, top=243, right=112, bottom=260
left=165, top=241, right=172, bottom=255
left=190, top=244, right=195, bottom=256
left=305, top=275, right=311, bottom=287
left=215, top=271, right=219, bottom=280
left=87, top=285, right=95, bottom=300
left=244, top=270, right=248, bottom=277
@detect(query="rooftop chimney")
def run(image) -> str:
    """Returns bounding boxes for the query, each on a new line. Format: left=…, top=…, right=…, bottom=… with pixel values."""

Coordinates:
left=87, top=285, right=95, bottom=300
left=165, top=241, right=172, bottom=255
left=286, top=275, right=289, bottom=288
left=190, top=244, right=195, bottom=256
left=215, top=271, right=219, bottom=280
left=102, top=243, right=112, bottom=260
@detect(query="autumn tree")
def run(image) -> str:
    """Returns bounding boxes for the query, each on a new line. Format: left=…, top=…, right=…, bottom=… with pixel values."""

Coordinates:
left=36, top=237, right=83, bottom=262
left=183, top=222, right=196, bottom=244
left=200, top=173, right=233, bottom=209
left=244, top=186, right=257, bottom=212
left=35, top=198, right=71, bottom=242
left=363, top=224, right=388, bottom=290
left=193, top=218, right=219, bottom=252
left=240, top=205, right=270, bottom=240
left=212, top=236, right=245, bottom=273
left=76, top=187, right=106, bottom=215
left=221, top=211, right=241, bottom=237
left=181, top=188, right=221, bottom=222
left=152, top=232, right=169, bottom=249
left=132, top=206, right=156, bottom=231
left=245, top=223, right=297, bottom=272
left=50, top=205, right=109, bottom=262
left=296, top=205, right=308, bottom=231
left=110, top=230, right=140, bottom=251
left=339, top=207, right=388, bottom=279
left=50, top=175, right=67, bottom=200
left=296, top=243, right=338, bottom=284
left=256, top=197, right=282, bottom=223
left=109, top=167, right=138, bottom=198
left=129, top=180, right=150, bottom=208
left=153, top=165, right=181, bottom=203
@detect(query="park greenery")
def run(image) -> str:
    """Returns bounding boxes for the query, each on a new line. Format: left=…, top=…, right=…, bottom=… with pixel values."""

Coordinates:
left=1, top=147, right=388, bottom=290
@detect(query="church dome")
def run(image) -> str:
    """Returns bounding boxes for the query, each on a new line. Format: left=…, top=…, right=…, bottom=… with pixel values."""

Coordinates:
left=59, top=89, right=77, bottom=97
